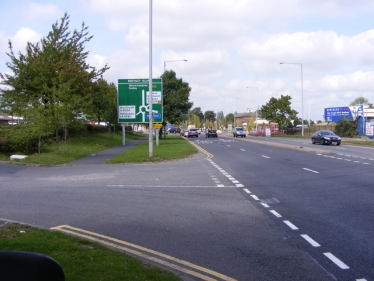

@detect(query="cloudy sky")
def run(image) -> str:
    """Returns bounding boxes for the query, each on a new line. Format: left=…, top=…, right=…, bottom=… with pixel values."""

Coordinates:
left=1, top=0, right=374, bottom=121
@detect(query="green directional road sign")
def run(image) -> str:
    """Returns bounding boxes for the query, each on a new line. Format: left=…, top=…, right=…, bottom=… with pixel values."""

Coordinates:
left=117, top=78, right=163, bottom=123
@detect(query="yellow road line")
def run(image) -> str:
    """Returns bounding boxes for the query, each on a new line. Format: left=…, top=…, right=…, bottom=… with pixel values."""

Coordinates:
left=188, top=140, right=213, bottom=158
left=51, top=225, right=236, bottom=281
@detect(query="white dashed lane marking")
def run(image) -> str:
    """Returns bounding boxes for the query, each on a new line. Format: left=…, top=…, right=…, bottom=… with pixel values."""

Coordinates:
left=323, top=252, right=350, bottom=270
left=283, top=220, right=299, bottom=230
left=301, top=234, right=321, bottom=247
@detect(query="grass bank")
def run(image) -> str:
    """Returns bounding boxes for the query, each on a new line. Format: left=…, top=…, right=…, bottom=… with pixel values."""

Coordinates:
left=108, top=135, right=198, bottom=163
left=0, top=132, right=144, bottom=165
left=0, top=223, right=181, bottom=281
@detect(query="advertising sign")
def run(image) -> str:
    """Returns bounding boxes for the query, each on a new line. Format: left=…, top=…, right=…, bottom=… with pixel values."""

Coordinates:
left=118, top=78, right=163, bottom=123
left=324, top=105, right=363, bottom=122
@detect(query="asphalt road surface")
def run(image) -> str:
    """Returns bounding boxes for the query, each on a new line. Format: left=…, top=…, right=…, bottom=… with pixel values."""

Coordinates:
left=1, top=134, right=373, bottom=280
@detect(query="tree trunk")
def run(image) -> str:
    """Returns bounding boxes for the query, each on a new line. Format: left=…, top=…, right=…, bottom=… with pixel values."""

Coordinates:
left=55, top=126, right=59, bottom=153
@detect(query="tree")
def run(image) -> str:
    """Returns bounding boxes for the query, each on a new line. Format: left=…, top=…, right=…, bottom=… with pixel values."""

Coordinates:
left=225, top=113, right=234, bottom=126
left=0, top=13, right=109, bottom=153
left=260, top=95, right=298, bottom=129
left=161, top=70, right=193, bottom=131
left=349, top=97, right=373, bottom=107
left=191, top=107, right=204, bottom=123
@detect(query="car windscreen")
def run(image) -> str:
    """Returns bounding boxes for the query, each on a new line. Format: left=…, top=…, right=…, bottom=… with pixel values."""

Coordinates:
left=322, top=131, right=335, bottom=136
left=236, top=128, right=243, bottom=131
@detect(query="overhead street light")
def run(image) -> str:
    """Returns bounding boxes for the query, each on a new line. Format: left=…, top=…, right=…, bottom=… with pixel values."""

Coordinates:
left=247, top=86, right=259, bottom=131
left=280, top=62, right=304, bottom=137
left=164, top=59, right=188, bottom=72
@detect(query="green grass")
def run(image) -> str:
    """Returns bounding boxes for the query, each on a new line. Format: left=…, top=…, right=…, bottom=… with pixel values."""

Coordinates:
left=0, top=132, right=145, bottom=165
left=0, top=223, right=181, bottom=281
left=108, top=135, right=198, bottom=163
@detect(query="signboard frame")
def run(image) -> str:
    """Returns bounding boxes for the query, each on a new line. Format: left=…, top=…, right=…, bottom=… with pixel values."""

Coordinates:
left=118, top=78, right=163, bottom=123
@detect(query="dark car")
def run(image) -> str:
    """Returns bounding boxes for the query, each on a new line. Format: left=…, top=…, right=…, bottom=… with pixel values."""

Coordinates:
left=311, top=130, right=341, bottom=145
left=206, top=129, right=217, bottom=138
left=188, top=128, right=199, bottom=138
left=169, top=128, right=181, bottom=134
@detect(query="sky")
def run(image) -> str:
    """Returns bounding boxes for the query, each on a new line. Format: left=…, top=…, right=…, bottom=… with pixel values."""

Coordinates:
left=1, top=0, right=374, bottom=122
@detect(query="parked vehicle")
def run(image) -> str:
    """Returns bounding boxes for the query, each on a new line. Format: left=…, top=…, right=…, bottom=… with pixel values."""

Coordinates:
left=169, top=128, right=181, bottom=134
left=206, top=129, right=217, bottom=138
left=183, top=130, right=189, bottom=137
left=233, top=127, right=246, bottom=137
left=311, top=130, right=341, bottom=145
left=188, top=128, right=199, bottom=138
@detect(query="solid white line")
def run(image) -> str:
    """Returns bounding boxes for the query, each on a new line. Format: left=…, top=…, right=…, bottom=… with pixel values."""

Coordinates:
left=283, top=220, right=299, bottom=230
left=301, top=234, right=321, bottom=247
left=269, top=210, right=282, bottom=217
left=236, top=184, right=244, bottom=187
left=302, top=168, right=319, bottom=173
left=261, top=155, right=270, bottom=158
left=250, top=195, right=259, bottom=200
left=356, top=279, right=367, bottom=281
left=243, top=188, right=251, bottom=193
left=323, top=252, right=350, bottom=269
left=217, top=184, right=225, bottom=187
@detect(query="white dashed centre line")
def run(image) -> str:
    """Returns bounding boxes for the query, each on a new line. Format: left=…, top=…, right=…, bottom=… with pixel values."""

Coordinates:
left=261, top=155, right=270, bottom=158
left=243, top=189, right=251, bottom=193
left=283, top=220, right=299, bottom=230
left=250, top=195, right=259, bottom=200
left=323, top=252, right=350, bottom=269
left=301, top=234, right=321, bottom=247
left=302, top=168, right=319, bottom=173
left=269, top=210, right=282, bottom=218
left=240, top=149, right=246, bottom=151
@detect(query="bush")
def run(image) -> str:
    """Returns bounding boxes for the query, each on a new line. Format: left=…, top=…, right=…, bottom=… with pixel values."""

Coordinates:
left=334, top=118, right=358, bottom=137
left=0, top=124, right=40, bottom=154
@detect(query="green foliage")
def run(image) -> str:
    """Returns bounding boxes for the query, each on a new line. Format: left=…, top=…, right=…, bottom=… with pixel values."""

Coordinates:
left=161, top=70, right=193, bottom=125
left=260, top=95, right=298, bottom=129
left=334, top=118, right=358, bottom=137
left=349, top=97, right=373, bottom=107
left=204, top=110, right=215, bottom=122
left=0, top=13, right=109, bottom=153
left=0, top=125, right=41, bottom=154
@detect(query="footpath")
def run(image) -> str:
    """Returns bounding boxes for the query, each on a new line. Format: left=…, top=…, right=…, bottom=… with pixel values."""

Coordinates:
left=67, top=136, right=149, bottom=165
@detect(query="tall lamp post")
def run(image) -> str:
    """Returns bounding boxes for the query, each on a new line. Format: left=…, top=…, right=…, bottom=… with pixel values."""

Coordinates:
left=247, top=86, right=258, bottom=130
left=164, top=59, right=187, bottom=72
left=280, top=62, right=304, bottom=137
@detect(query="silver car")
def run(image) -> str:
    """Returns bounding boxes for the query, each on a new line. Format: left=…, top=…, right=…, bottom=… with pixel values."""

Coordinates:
left=233, top=127, right=246, bottom=137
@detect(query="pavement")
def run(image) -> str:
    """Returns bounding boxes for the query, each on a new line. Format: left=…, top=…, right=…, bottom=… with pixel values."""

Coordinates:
left=67, top=136, right=149, bottom=165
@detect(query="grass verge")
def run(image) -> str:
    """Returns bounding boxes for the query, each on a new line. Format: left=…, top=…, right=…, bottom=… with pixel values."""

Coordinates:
left=0, top=223, right=181, bottom=281
left=0, top=132, right=145, bottom=165
left=108, top=135, right=198, bottom=164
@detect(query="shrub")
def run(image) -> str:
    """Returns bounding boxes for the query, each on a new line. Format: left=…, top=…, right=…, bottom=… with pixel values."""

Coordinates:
left=334, top=118, right=358, bottom=137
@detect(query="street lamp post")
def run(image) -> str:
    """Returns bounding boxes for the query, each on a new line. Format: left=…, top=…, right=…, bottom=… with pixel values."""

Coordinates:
left=280, top=62, right=304, bottom=137
left=164, top=59, right=187, bottom=72
left=247, top=86, right=259, bottom=131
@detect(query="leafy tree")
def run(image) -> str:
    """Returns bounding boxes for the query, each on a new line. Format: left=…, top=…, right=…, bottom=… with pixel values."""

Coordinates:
left=161, top=70, right=193, bottom=134
left=349, top=97, right=373, bottom=107
left=260, top=95, right=298, bottom=129
left=225, top=113, right=234, bottom=126
left=191, top=107, right=204, bottom=122
left=0, top=13, right=109, bottom=153
left=204, top=111, right=215, bottom=122
left=335, top=118, right=358, bottom=137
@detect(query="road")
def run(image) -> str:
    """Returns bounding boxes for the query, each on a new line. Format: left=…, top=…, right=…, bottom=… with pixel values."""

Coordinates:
left=0, top=134, right=373, bottom=280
